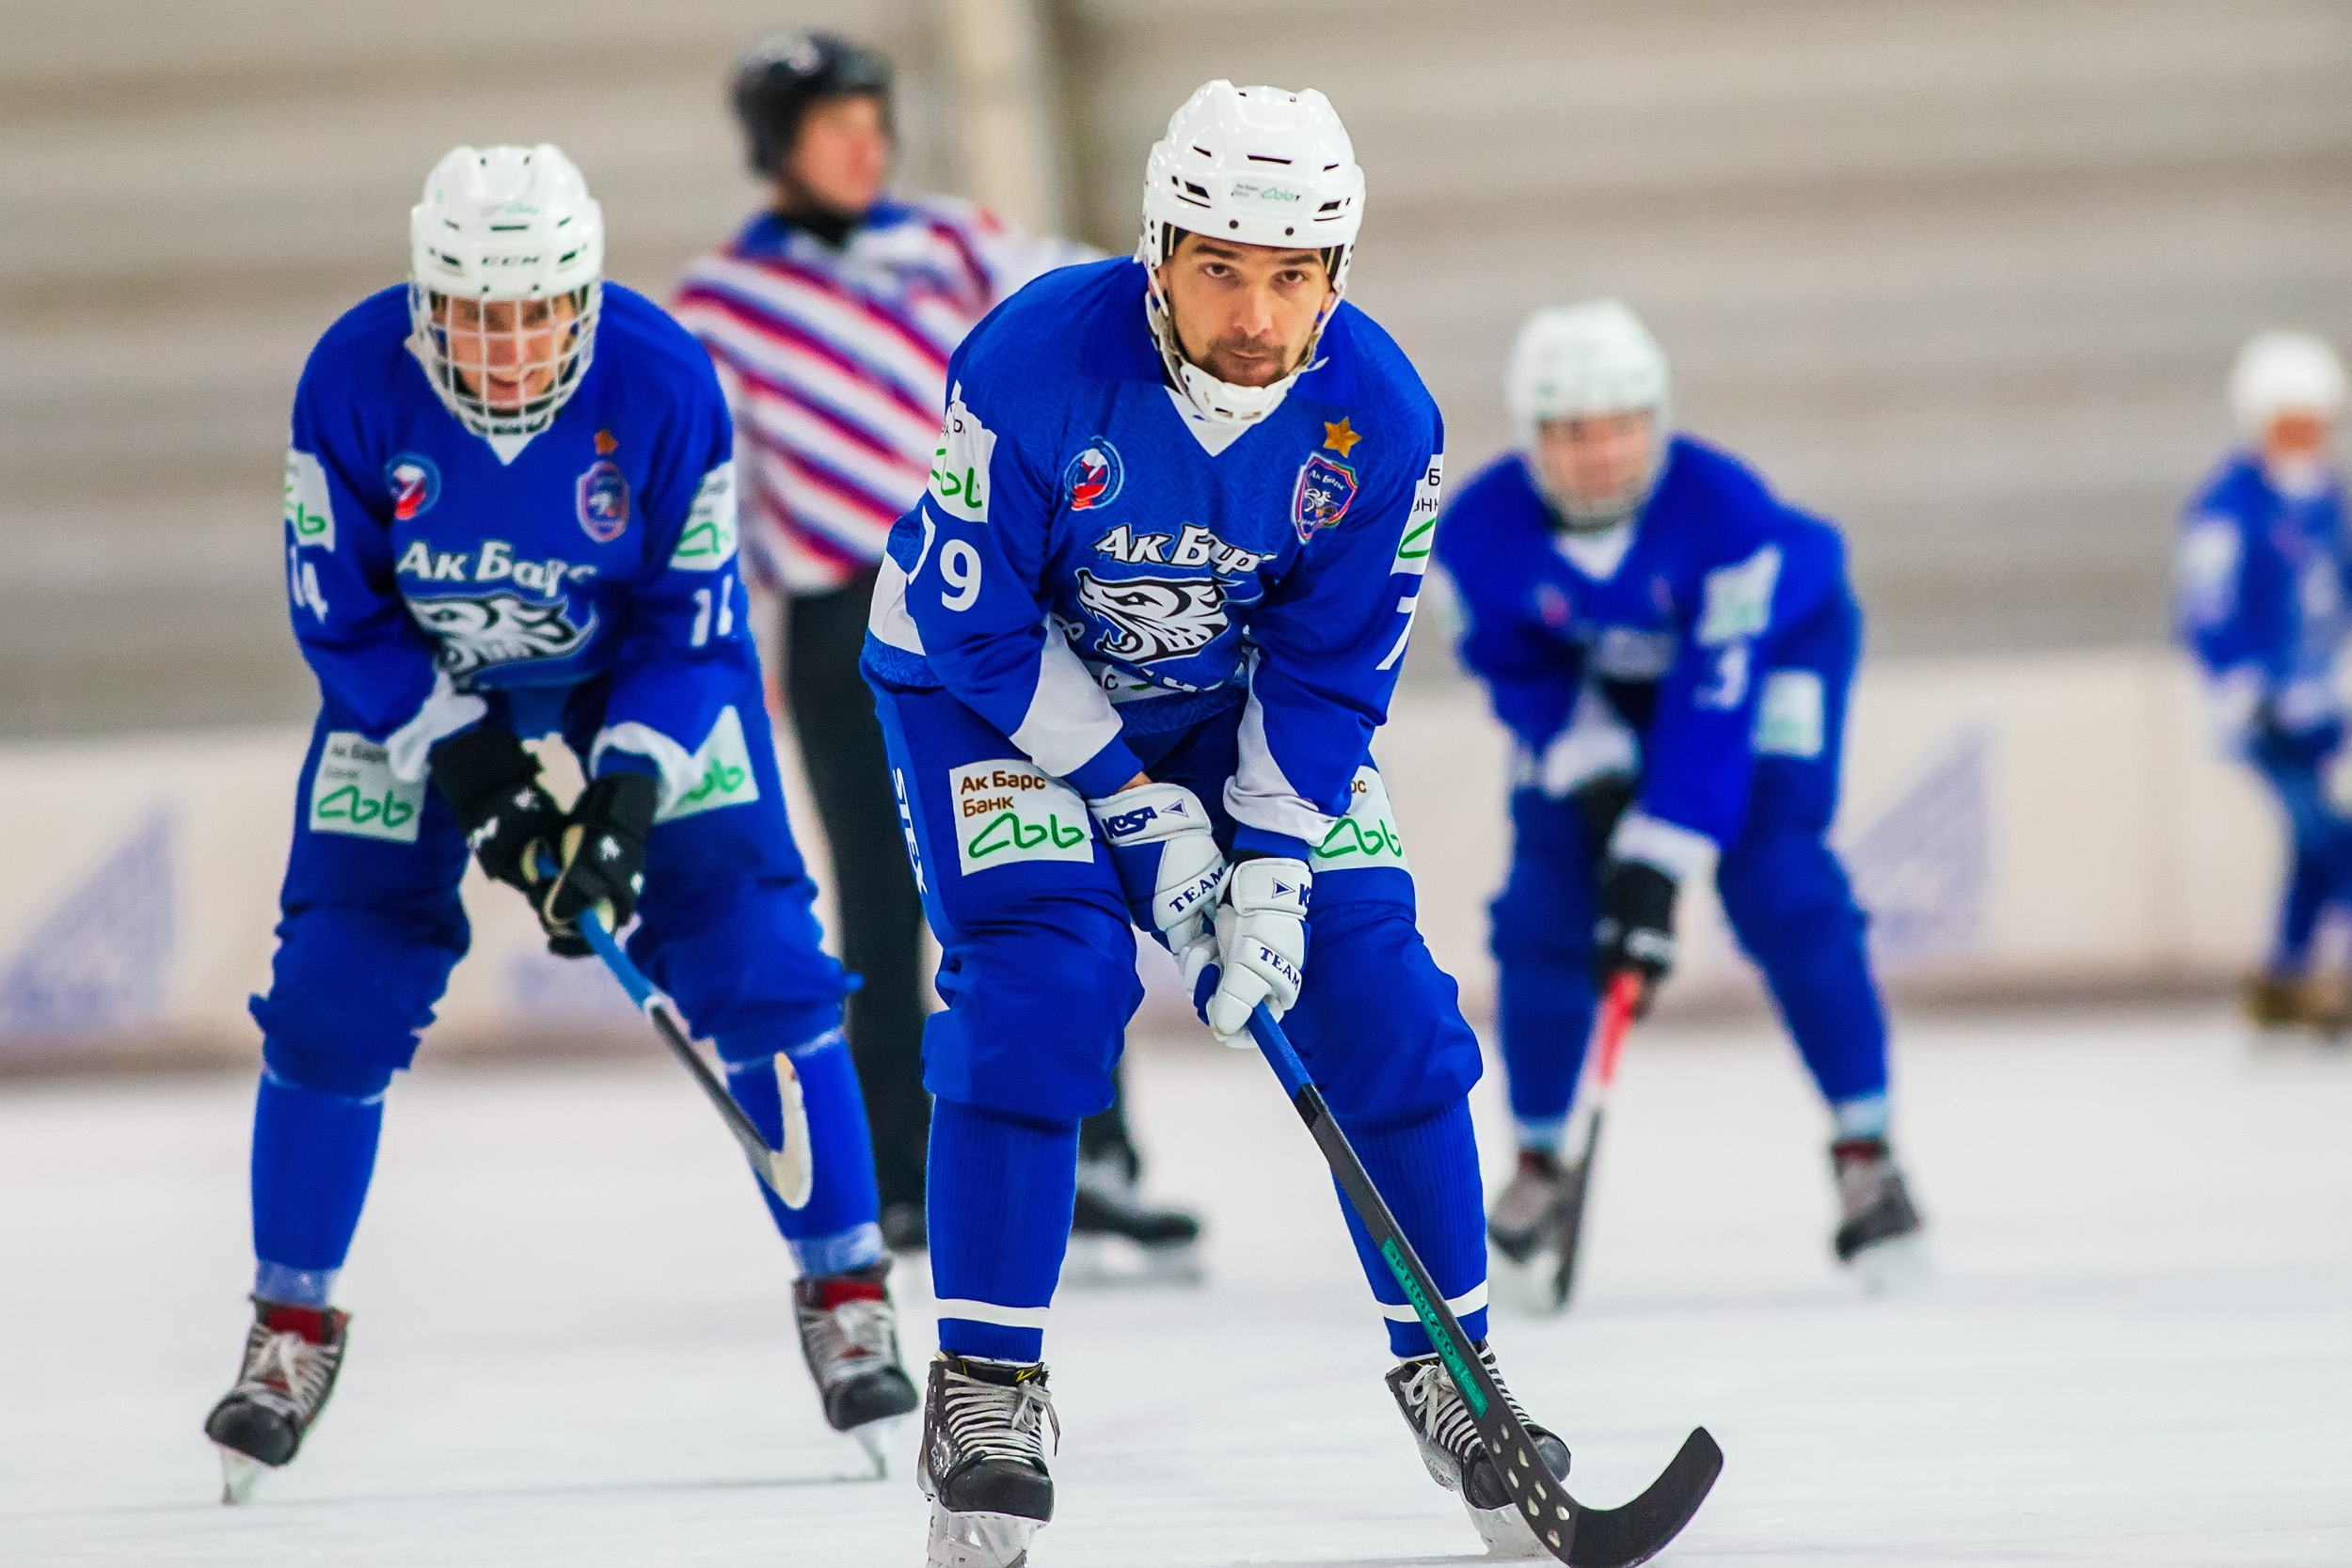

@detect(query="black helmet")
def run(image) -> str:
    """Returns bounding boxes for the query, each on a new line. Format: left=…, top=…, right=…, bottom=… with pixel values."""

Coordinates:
left=731, top=31, right=894, bottom=179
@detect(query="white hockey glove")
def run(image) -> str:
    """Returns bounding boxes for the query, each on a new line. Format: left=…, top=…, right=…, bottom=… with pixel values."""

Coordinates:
left=1205, top=857, right=1311, bottom=1045
left=1089, top=781, right=1227, bottom=981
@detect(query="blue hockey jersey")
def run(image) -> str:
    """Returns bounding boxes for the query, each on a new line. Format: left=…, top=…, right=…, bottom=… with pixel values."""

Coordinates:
left=280, top=284, right=751, bottom=804
left=2173, top=451, right=2349, bottom=742
left=863, top=258, right=1445, bottom=860
left=1436, top=438, right=1851, bottom=873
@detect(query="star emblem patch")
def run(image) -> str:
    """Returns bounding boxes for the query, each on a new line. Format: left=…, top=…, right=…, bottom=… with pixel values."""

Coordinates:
left=1322, top=418, right=1362, bottom=458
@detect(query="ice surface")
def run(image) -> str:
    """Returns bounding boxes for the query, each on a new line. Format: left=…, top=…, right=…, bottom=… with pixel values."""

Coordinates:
left=3, top=1010, right=2349, bottom=1565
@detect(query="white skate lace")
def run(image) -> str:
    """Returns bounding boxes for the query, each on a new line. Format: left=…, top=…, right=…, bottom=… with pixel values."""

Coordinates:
left=939, top=1364, right=1060, bottom=1467
left=1399, top=1346, right=1530, bottom=1471
left=800, top=1294, right=900, bottom=1391
left=230, top=1323, right=340, bottom=1421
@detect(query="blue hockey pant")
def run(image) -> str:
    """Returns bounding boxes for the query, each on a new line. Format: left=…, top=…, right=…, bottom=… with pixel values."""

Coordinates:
left=872, top=679, right=1488, bottom=1361
left=244, top=676, right=872, bottom=1303
left=1493, top=638, right=1890, bottom=1148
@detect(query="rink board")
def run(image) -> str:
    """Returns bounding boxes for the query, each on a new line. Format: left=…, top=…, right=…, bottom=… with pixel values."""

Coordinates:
left=0, top=648, right=2281, bottom=1066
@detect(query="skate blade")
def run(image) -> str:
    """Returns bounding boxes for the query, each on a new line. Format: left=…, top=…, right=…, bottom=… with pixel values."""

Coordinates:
left=215, top=1446, right=275, bottom=1506
left=851, top=1414, right=906, bottom=1479
left=926, top=1501, right=1041, bottom=1568
left=1488, top=1242, right=1569, bottom=1318
left=1058, top=1233, right=1205, bottom=1291
left=1849, top=1231, right=1931, bottom=1296
left=1468, top=1495, right=1550, bottom=1560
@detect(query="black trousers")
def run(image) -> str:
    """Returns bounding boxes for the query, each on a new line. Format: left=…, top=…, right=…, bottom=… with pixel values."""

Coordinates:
left=782, top=570, right=1132, bottom=1211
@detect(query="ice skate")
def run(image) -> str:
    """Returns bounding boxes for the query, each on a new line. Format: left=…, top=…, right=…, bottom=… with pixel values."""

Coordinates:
left=201, top=1298, right=350, bottom=1504
left=1386, top=1340, right=1571, bottom=1557
left=1833, top=1137, right=1928, bottom=1292
left=1061, top=1146, right=1204, bottom=1289
left=2242, top=971, right=2348, bottom=1037
left=794, top=1261, right=919, bottom=1474
left=918, top=1354, right=1058, bottom=1568
left=882, top=1199, right=930, bottom=1256
left=1487, top=1148, right=1576, bottom=1315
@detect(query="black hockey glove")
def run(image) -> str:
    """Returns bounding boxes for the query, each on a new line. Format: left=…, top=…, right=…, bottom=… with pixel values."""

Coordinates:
left=1570, top=774, right=1638, bottom=852
left=539, top=771, right=659, bottom=956
left=1595, top=858, right=1678, bottom=1013
left=426, top=726, right=567, bottom=896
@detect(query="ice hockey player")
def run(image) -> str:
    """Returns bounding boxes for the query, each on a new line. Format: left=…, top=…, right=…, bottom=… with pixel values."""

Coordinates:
left=676, top=30, right=1200, bottom=1267
left=2175, top=330, right=2351, bottom=1033
left=863, top=81, right=1568, bottom=1565
left=203, top=145, right=914, bottom=1502
left=1436, top=300, right=1926, bottom=1310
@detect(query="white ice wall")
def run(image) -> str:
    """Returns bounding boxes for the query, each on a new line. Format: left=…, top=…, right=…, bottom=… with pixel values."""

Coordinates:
left=0, top=649, right=2280, bottom=1069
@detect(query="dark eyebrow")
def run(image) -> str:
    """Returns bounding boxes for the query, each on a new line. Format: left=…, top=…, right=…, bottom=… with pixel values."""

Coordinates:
left=1187, top=239, right=1324, bottom=270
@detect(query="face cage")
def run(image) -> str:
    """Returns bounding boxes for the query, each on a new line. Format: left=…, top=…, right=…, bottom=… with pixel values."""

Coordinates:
left=1137, top=218, right=1350, bottom=425
left=406, top=282, right=602, bottom=440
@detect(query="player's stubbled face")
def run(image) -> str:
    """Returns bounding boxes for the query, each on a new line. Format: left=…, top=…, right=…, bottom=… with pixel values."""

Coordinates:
left=434, top=295, right=580, bottom=411
left=1536, top=411, right=1657, bottom=513
left=787, top=94, right=892, bottom=214
left=1159, top=233, right=1334, bottom=388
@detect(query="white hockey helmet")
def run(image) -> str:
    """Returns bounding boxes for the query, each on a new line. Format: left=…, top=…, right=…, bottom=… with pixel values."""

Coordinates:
left=1138, top=81, right=1364, bottom=426
left=2229, top=330, right=2345, bottom=436
left=406, top=144, right=605, bottom=440
left=1506, top=299, right=1671, bottom=449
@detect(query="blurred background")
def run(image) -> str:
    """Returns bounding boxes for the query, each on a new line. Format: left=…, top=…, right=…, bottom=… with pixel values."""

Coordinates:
left=4, top=0, right=2351, bottom=1063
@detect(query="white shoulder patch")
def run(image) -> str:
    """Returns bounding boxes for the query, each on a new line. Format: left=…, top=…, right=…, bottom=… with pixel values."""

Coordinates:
left=670, top=462, right=739, bottom=571
left=1697, top=545, right=1783, bottom=646
left=2175, top=515, right=2243, bottom=626
left=1395, top=452, right=1443, bottom=578
left=284, top=449, right=335, bottom=551
left=930, top=385, right=996, bottom=523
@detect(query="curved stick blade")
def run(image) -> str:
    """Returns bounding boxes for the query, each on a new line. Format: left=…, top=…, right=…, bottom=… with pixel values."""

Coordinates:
left=1563, top=1427, right=1723, bottom=1568
left=770, top=1053, right=816, bottom=1209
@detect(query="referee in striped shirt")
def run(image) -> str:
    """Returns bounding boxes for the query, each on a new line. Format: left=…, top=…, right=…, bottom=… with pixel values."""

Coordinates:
left=679, top=33, right=1200, bottom=1264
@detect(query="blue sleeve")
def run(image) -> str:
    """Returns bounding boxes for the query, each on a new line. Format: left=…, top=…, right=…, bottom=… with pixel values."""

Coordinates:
left=1228, top=417, right=1449, bottom=860
left=283, top=354, right=482, bottom=777
left=1433, top=499, right=1577, bottom=752
left=898, top=363, right=1142, bottom=798
left=1634, top=515, right=1841, bottom=855
left=587, top=372, right=762, bottom=806
left=2174, top=485, right=2271, bottom=685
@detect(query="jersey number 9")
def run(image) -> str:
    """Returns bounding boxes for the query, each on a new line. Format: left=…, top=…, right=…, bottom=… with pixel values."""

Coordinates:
left=939, top=539, right=983, bottom=612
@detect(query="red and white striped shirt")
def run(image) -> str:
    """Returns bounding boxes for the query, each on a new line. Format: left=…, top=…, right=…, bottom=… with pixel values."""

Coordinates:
left=676, top=197, right=1090, bottom=594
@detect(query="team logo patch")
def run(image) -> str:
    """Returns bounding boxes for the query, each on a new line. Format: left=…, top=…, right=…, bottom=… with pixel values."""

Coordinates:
left=407, top=593, right=596, bottom=676
left=1074, top=570, right=1229, bottom=664
left=1063, top=439, right=1124, bottom=511
left=385, top=453, right=441, bottom=522
left=576, top=459, right=631, bottom=543
left=1292, top=453, right=1359, bottom=543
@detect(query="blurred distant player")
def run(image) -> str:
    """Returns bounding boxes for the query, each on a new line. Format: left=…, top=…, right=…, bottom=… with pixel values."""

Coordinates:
left=675, top=32, right=1199, bottom=1265
left=2175, top=330, right=2350, bottom=1032
left=867, top=82, right=1573, bottom=1565
left=204, top=146, right=914, bottom=1502
left=1436, top=301, right=1925, bottom=1309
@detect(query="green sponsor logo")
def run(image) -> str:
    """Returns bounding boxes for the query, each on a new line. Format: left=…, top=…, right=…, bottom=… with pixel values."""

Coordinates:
left=657, top=706, right=761, bottom=822
left=1395, top=510, right=1436, bottom=565
left=968, top=809, right=1088, bottom=860
left=309, top=731, right=424, bottom=843
left=680, top=754, right=746, bottom=808
left=1380, top=1237, right=1486, bottom=1418
left=1315, top=815, right=1404, bottom=863
left=313, top=784, right=415, bottom=832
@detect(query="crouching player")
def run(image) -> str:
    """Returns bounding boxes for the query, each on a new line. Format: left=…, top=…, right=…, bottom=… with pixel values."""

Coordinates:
left=864, top=83, right=1570, bottom=1566
left=203, top=146, right=914, bottom=1501
left=1436, top=300, right=1926, bottom=1308
left=2175, top=331, right=2351, bottom=1032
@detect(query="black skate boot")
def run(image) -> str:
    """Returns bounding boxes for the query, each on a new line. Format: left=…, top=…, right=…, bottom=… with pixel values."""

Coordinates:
left=1063, top=1141, right=1203, bottom=1288
left=1486, top=1148, right=1574, bottom=1315
left=918, top=1354, right=1058, bottom=1568
left=794, top=1261, right=919, bottom=1474
left=1386, top=1341, right=1571, bottom=1557
left=1833, top=1137, right=1927, bottom=1291
left=201, top=1298, right=350, bottom=1504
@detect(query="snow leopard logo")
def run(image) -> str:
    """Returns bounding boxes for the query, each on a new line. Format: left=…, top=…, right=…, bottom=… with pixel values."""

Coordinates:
left=407, top=593, right=596, bottom=676
left=1073, top=570, right=1228, bottom=664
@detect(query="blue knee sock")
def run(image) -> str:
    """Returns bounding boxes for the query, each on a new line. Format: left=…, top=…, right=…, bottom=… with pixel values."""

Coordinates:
left=928, top=1099, right=1077, bottom=1364
left=1331, top=1098, right=1489, bottom=1357
left=1498, top=963, right=1596, bottom=1151
left=721, top=1028, right=884, bottom=1277
left=250, top=1049, right=391, bottom=1307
